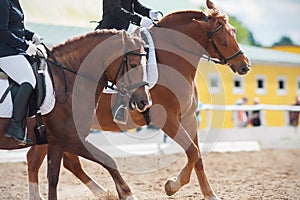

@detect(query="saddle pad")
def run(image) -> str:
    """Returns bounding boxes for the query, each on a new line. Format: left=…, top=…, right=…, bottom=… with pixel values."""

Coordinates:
left=103, top=27, right=158, bottom=94
left=0, top=70, right=55, bottom=118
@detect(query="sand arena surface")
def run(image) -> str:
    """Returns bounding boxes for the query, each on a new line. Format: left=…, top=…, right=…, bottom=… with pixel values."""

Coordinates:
left=0, top=149, right=299, bottom=200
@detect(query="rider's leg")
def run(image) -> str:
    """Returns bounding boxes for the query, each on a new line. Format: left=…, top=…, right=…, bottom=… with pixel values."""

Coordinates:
left=5, top=82, right=33, bottom=144
left=0, top=55, right=36, bottom=144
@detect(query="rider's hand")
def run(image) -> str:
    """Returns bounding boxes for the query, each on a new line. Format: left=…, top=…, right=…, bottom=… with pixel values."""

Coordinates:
left=32, top=33, right=43, bottom=45
left=25, top=42, right=38, bottom=56
left=149, top=10, right=160, bottom=21
left=140, top=17, right=153, bottom=29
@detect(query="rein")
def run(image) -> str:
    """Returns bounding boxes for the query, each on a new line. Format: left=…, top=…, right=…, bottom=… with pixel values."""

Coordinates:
left=206, top=24, right=243, bottom=65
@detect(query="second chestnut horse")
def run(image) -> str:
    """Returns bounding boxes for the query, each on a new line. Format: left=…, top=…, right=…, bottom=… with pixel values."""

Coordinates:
left=27, top=1, right=251, bottom=200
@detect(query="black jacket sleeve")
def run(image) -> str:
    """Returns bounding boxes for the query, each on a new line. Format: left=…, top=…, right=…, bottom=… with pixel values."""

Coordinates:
left=25, top=29, right=34, bottom=41
left=133, top=0, right=150, bottom=18
left=108, top=0, right=147, bottom=25
left=0, top=0, right=28, bottom=51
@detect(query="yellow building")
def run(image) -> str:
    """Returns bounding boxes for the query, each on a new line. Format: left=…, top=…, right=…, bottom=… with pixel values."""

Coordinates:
left=271, top=46, right=300, bottom=54
left=196, top=45, right=300, bottom=128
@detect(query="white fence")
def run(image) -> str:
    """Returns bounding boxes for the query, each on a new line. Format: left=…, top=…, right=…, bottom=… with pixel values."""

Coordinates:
left=200, top=104, right=300, bottom=128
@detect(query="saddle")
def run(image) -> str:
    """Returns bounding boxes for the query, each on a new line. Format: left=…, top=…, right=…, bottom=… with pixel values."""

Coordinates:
left=0, top=51, right=48, bottom=144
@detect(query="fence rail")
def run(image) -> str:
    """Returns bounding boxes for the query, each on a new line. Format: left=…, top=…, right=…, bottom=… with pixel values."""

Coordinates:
left=199, top=104, right=300, bottom=128
left=200, top=104, right=300, bottom=111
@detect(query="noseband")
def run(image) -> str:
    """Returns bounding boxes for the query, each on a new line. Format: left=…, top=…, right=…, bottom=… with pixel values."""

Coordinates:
left=106, top=51, right=148, bottom=97
left=206, top=24, right=243, bottom=65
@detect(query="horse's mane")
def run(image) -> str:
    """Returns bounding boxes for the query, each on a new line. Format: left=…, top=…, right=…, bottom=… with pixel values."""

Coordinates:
left=51, top=29, right=121, bottom=54
left=158, top=9, right=228, bottom=27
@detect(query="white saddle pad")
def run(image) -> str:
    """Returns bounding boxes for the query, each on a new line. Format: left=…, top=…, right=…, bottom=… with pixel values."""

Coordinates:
left=103, top=26, right=158, bottom=94
left=0, top=70, right=55, bottom=118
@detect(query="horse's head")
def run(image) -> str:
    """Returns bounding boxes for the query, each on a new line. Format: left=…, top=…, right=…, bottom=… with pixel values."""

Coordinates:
left=105, top=29, right=151, bottom=112
left=202, top=0, right=251, bottom=75
left=157, top=0, right=251, bottom=75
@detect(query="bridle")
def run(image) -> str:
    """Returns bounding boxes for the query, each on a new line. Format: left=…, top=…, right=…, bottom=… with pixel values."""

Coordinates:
left=105, top=50, right=148, bottom=97
left=205, top=23, right=243, bottom=65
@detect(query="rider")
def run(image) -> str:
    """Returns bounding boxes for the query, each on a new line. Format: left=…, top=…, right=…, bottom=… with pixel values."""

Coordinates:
left=0, top=0, right=43, bottom=145
left=95, top=0, right=161, bottom=30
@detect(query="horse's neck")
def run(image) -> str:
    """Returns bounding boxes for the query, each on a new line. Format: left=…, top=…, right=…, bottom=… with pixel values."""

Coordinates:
left=159, top=11, right=207, bottom=27
left=50, top=32, right=127, bottom=103
left=158, top=12, right=209, bottom=48
left=151, top=26, right=206, bottom=79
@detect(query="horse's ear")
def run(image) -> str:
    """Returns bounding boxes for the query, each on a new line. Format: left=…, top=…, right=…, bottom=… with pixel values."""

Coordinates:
left=122, top=30, right=130, bottom=45
left=193, top=18, right=210, bottom=27
left=206, top=0, right=216, bottom=10
left=133, top=27, right=141, bottom=38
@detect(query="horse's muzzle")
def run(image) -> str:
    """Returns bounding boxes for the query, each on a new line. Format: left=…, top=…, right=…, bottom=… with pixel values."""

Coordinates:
left=130, top=98, right=152, bottom=112
left=230, top=63, right=251, bottom=75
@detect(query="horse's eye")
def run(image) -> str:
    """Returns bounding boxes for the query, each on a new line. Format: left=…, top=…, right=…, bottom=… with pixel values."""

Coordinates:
left=130, top=64, right=137, bottom=68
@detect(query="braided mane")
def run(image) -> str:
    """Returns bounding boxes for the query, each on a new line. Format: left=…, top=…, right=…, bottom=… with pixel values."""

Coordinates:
left=158, top=9, right=228, bottom=27
left=52, top=29, right=120, bottom=54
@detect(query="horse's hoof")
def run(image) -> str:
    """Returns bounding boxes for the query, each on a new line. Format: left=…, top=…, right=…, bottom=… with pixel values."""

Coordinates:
left=206, top=195, right=220, bottom=200
left=124, top=195, right=138, bottom=200
left=29, top=196, right=45, bottom=200
left=165, top=177, right=181, bottom=196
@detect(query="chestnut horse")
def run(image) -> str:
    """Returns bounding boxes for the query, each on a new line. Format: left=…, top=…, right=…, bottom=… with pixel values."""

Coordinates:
left=0, top=29, right=150, bottom=200
left=27, top=0, right=251, bottom=200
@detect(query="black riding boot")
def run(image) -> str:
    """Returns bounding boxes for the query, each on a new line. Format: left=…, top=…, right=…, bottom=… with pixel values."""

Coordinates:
left=5, top=83, right=33, bottom=145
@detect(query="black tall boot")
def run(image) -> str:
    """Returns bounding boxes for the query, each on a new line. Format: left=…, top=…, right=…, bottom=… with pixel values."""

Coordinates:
left=5, top=83, right=33, bottom=145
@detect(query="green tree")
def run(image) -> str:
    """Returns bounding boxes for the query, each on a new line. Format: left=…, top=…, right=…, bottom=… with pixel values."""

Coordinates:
left=228, top=16, right=259, bottom=46
left=273, top=36, right=295, bottom=46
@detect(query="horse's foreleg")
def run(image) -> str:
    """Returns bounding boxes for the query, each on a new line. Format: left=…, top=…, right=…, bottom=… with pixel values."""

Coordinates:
left=182, top=114, right=220, bottom=200
left=27, top=145, right=47, bottom=200
left=47, top=144, right=63, bottom=200
left=162, top=116, right=200, bottom=196
left=62, top=152, right=107, bottom=195
left=65, top=140, right=136, bottom=200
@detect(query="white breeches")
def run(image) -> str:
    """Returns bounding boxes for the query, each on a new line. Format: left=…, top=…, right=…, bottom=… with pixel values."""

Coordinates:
left=0, top=55, right=36, bottom=88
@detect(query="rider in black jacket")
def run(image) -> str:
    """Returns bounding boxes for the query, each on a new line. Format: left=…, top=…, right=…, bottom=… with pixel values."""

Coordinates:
left=0, top=0, right=42, bottom=145
left=96, top=0, right=160, bottom=30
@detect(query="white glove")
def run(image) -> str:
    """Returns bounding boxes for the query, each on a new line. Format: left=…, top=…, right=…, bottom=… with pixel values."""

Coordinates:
left=149, top=10, right=160, bottom=21
left=32, top=33, right=43, bottom=45
left=140, top=17, right=153, bottom=29
left=26, top=42, right=38, bottom=56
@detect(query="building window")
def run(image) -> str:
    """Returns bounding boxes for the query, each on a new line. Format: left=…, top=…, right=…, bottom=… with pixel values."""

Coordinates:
left=277, top=76, right=287, bottom=95
left=255, top=75, right=266, bottom=95
left=233, top=75, right=244, bottom=94
left=208, top=73, right=221, bottom=94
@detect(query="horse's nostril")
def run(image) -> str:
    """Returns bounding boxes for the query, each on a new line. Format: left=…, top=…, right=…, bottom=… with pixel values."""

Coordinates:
left=140, top=100, right=148, bottom=106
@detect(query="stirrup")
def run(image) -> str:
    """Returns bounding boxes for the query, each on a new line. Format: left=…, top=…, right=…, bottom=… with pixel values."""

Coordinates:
left=113, top=104, right=128, bottom=125
left=18, top=138, right=33, bottom=146
left=19, top=127, right=33, bottom=146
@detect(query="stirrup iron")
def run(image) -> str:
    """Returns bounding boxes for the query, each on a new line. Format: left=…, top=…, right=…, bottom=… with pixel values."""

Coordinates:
left=113, top=104, right=128, bottom=125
